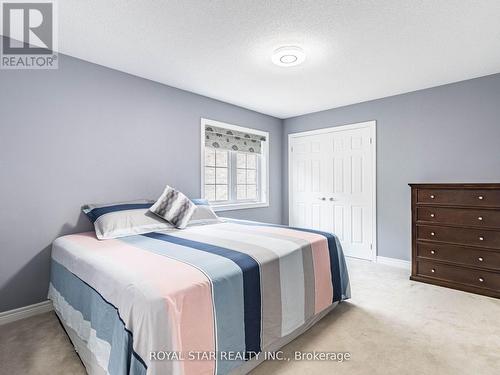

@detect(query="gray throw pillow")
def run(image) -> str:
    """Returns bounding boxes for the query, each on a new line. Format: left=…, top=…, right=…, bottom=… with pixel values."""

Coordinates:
left=150, top=186, right=196, bottom=229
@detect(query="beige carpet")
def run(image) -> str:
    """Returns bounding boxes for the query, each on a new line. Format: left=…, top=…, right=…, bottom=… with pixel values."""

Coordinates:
left=1, top=258, right=499, bottom=375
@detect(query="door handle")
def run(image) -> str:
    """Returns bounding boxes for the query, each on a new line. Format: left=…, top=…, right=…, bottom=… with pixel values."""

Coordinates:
left=329, top=197, right=335, bottom=201
left=319, top=197, right=326, bottom=201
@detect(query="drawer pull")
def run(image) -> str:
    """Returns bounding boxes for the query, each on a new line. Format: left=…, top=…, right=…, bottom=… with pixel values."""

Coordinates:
left=478, top=216, right=483, bottom=221
left=478, top=196, right=484, bottom=200
left=431, top=268, right=436, bottom=273
left=430, top=195, right=435, bottom=199
left=430, top=213, right=435, bottom=218
left=430, top=232, right=435, bottom=236
left=478, top=257, right=484, bottom=262
left=479, top=236, right=484, bottom=241
left=478, top=277, right=484, bottom=283
left=430, top=250, right=435, bottom=255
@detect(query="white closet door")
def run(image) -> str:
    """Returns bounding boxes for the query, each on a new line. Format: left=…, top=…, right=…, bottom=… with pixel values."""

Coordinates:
left=289, top=123, right=375, bottom=260
left=289, top=133, right=331, bottom=231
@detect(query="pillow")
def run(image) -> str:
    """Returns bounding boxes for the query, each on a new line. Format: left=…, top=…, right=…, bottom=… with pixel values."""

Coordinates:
left=150, top=186, right=196, bottom=229
left=189, top=199, right=222, bottom=225
left=82, top=200, right=174, bottom=240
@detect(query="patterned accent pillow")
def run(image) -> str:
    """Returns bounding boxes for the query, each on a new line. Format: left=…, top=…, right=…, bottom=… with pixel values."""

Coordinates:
left=150, top=186, right=197, bottom=229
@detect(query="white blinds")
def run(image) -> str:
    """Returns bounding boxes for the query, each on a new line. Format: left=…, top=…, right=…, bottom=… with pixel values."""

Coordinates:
left=204, top=125, right=267, bottom=154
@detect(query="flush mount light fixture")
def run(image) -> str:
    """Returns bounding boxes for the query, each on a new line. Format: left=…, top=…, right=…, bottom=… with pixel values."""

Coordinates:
left=271, top=46, right=306, bottom=67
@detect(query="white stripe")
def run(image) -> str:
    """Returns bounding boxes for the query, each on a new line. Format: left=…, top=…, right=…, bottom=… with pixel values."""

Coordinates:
left=49, top=284, right=112, bottom=372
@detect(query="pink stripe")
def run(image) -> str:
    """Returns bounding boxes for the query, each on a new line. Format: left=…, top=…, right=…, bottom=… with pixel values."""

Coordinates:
left=238, top=226, right=333, bottom=313
left=65, top=233, right=215, bottom=375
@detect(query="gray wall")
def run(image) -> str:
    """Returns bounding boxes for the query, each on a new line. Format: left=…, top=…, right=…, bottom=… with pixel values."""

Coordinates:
left=0, top=50, right=282, bottom=312
left=282, top=73, right=500, bottom=262
left=2, top=39, right=499, bottom=313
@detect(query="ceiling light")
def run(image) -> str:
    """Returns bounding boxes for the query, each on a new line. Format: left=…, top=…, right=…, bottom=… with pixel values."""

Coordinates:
left=272, top=46, right=305, bottom=67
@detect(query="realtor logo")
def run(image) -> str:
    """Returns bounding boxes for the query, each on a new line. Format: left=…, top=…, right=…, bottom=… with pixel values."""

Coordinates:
left=1, top=0, right=58, bottom=69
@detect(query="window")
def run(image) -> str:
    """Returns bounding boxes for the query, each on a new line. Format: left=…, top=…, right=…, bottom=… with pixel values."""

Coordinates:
left=236, top=153, right=258, bottom=201
left=204, top=148, right=229, bottom=201
left=201, top=119, right=269, bottom=211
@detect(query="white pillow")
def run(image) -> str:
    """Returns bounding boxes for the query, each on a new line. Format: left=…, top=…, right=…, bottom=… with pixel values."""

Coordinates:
left=189, top=199, right=222, bottom=225
left=150, top=186, right=196, bottom=229
left=82, top=200, right=173, bottom=240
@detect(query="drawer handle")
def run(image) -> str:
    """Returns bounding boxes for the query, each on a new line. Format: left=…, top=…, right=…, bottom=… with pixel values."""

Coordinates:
left=430, top=232, right=435, bottom=236
left=479, top=236, right=484, bottom=241
left=478, top=196, right=484, bottom=200
left=431, top=268, right=436, bottom=273
left=430, top=213, right=435, bottom=218
left=478, top=257, right=484, bottom=262
left=478, top=277, right=484, bottom=283
left=430, top=195, right=435, bottom=199
left=478, top=216, right=483, bottom=221
left=430, top=250, right=436, bottom=255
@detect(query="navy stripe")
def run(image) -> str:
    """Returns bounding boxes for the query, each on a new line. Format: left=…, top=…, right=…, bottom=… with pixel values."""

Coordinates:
left=84, top=203, right=153, bottom=223
left=142, top=232, right=262, bottom=355
left=227, top=220, right=343, bottom=303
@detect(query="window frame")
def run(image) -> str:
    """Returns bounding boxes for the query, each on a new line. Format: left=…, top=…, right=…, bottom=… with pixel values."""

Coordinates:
left=200, top=118, right=270, bottom=212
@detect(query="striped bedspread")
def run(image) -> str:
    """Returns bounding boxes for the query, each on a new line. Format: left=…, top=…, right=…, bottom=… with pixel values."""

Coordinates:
left=49, top=219, right=350, bottom=375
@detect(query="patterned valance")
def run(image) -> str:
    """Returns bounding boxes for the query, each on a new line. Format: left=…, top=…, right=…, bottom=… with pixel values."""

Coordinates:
left=204, top=125, right=267, bottom=153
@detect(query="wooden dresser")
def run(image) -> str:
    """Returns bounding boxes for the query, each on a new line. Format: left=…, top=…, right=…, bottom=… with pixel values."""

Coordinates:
left=409, top=183, right=500, bottom=298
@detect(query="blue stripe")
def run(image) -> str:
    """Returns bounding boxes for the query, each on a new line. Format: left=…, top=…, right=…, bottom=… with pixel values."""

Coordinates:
left=191, top=199, right=210, bottom=206
left=50, top=260, right=147, bottom=374
left=142, top=232, right=262, bottom=355
left=226, top=220, right=345, bottom=303
left=84, top=203, right=153, bottom=223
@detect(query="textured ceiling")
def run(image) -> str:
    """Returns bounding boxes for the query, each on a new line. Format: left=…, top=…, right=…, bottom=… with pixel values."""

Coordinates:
left=35, top=1, right=500, bottom=117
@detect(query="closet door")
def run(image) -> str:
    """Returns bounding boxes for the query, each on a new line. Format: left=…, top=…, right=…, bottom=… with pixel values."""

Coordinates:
left=289, top=133, right=331, bottom=231
left=289, top=123, right=375, bottom=260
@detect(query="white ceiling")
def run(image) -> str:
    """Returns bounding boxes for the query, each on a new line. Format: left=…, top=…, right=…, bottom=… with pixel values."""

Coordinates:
left=55, top=1, right=500, bottom=117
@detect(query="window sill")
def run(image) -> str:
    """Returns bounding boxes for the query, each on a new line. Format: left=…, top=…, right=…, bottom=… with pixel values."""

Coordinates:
left=211, top=202, right=269, bottom=212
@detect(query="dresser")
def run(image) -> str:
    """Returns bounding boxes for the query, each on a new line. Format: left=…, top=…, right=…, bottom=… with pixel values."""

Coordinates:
left=409, top=183, right=500, bottom=298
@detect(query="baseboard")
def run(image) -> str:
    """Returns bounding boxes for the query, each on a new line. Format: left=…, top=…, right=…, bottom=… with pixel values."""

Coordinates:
left=377, top=256, right=411, bottom=270
left=0, top=300, right=53, bottom=326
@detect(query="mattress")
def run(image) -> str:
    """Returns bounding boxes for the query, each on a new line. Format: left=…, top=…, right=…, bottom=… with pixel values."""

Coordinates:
left=48, top=219, right=350, bottom=375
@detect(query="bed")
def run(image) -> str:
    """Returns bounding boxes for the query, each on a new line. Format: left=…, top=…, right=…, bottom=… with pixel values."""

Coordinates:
left=48, top=219, right=350, bottom=375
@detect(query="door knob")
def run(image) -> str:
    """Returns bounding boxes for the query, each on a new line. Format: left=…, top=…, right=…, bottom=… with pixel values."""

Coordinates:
left=319, top=197, right=326, bottom=201
left=329, top=197, right=335, bottom=201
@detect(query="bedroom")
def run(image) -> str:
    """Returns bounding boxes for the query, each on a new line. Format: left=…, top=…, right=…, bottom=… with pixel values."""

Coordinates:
left=0, top=1, right=499, bottom=374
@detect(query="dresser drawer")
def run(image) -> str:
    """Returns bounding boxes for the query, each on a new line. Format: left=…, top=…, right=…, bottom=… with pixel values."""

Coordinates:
left=417, top=189, right=500, bottom=207
left=417, top=206, right=500, bottom=229
left=416, top=242, right=500, bottom=271
left=416, top=260, right=500, bottom=291
left=417, top=225, right=500, bottom=249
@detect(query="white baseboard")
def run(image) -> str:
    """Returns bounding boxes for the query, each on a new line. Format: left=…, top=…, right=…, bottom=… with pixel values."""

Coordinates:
left=377, top=256, right=411, bottom=270
left=0, top=300, right=53, bottom=326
